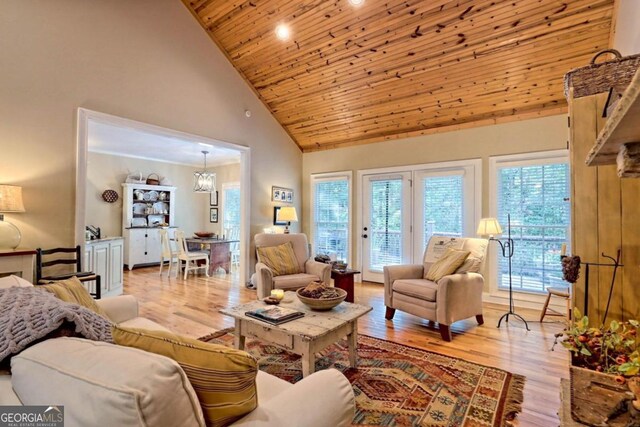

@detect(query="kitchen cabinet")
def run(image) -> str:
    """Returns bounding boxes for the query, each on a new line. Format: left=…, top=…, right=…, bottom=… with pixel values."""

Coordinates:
left=122, top=183, right=176, bottom=270
left=84, top=237, right=124, bottom=297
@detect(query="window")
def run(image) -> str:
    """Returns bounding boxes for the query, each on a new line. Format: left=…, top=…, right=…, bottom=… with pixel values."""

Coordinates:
left=422, top=173, right=464, bottom=245
left=222, top=183, right=241, bottom=233
left=492, top=152, right=570, bottom=294
left=311, top=173, right=351, bottom=263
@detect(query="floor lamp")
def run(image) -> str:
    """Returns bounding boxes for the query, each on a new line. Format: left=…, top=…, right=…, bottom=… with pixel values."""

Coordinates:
left=477, top=215, right=530, bottom=331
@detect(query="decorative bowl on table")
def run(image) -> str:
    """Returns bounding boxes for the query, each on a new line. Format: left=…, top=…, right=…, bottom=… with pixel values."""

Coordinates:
left=296, top=283, right=347, bottom=311
left=194, top=231, right=214, bottom=238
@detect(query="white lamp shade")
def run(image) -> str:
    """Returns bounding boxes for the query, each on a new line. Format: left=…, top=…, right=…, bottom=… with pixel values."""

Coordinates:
left=0, top=185, right=25, bottom=212
left=277, top=207, right=298, bottom=222
left=477, top=217, right=502, bottom=236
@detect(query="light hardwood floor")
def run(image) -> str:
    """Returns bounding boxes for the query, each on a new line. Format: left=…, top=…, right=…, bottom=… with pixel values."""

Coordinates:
left=124, top=267, right=568, bottom=426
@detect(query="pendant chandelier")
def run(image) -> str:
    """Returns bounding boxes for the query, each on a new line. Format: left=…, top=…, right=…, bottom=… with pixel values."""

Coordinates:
left=193, top=151, right=216, bottom=193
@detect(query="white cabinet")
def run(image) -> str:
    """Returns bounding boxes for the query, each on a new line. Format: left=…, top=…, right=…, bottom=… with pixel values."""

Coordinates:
left=85, top=238, right=124, bottom=297
left=124, top=227, right=168, bottom=270
left=121, top=183, right=176, bottom=270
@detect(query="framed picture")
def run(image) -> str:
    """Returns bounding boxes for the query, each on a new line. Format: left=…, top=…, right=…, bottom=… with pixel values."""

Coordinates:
left=273, top=206, right=287, bottom=226
left=210, top=208, right=218, bottom=223
left=272, top=186, right=293, bottom=204
left=210, top=191, right=218, bottom=206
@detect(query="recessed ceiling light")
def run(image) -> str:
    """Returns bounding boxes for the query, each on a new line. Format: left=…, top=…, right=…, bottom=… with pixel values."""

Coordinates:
left=348, top=0, right=364, bottom=6
left=275, top=24, right=290, bottom=40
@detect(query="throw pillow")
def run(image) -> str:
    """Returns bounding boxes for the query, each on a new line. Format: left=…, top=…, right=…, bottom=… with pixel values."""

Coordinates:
left=0, top=275, right=33, bottom=289
left=113, top=326, right=258, bottom=427
left=256, top=241, right=301, bottom=276
left=40, top=276, right=107, bottom=317
left=425, top=248, right=470, bottom=281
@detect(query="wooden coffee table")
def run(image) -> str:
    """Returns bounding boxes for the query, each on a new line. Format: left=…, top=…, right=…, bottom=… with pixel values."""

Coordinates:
left=220, top=292, right=372, bottom=377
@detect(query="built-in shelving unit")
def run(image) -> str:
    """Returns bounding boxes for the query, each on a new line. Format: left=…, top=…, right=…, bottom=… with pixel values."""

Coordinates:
left=586, top=66, right=640, bottom=177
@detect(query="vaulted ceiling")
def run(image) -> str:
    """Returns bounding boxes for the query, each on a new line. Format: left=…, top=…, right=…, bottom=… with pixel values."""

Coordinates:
left=183, top=0, right=615, bottom=152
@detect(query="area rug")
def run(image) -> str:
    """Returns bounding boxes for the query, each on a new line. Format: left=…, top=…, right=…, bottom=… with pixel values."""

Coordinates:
left=200, top=329, right=525, bottom=426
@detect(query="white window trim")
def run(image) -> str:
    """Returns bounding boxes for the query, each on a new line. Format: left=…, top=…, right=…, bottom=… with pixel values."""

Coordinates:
left=356, top=158, right=482, bottom=276
left=221, top=182, right=241, bottom=233
left=487, top=149, right=570, bottom=308
left=310, top=171, right=353, bottom=266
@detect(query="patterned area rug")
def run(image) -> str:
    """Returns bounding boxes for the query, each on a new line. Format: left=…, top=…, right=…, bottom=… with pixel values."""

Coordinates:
left=200, top=330, right=525, bottom=427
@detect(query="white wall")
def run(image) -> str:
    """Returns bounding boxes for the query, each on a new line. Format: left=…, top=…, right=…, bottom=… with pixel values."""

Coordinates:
left=0, top=1, right=301, bottom=255
left=613, top=0, right=640, bottom=55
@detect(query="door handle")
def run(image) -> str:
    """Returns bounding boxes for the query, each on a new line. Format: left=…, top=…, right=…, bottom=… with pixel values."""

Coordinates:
left=362, top=234, right=368, bottom=238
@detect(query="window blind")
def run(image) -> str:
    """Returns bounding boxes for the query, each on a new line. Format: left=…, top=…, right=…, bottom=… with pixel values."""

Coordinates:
left=497, top=162, right=570, bottom=293
left=369, top=178, right=403, bottom=271
left=422, top=174, right=463, bottom=247
left=313, top=178, right=349, bottom=262
left=223, top=187, right=241, bottom=231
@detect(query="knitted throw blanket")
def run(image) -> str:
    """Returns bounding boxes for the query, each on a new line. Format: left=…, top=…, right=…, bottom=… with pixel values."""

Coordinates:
left=0, top=287, right=114, bottom=362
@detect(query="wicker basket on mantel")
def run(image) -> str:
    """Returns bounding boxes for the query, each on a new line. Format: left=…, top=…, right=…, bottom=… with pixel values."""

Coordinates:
left=564, top=49, right=640, bottom=100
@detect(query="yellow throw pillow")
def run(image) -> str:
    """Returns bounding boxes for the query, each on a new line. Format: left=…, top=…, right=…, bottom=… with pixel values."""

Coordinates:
left=425, top=248, right=470, bottom=281
left=113, top=326, right=258, bottom=427
left=40, top=276, right=107, bottom=317
left=256, top=241, right=301, bottom=276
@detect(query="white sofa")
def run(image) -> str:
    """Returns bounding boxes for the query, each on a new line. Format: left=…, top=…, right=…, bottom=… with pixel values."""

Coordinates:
left=0, top=292, right=355, bottom=427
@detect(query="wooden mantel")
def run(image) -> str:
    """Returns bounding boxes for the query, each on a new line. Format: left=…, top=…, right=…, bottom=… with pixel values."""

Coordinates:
left=586, top=67, right=640, bottom=177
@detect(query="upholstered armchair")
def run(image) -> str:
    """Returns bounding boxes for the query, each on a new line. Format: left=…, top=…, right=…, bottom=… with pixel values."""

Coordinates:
left=383, top=236, right=488, bottom=341
left=254, top=233, right=331, bottom=299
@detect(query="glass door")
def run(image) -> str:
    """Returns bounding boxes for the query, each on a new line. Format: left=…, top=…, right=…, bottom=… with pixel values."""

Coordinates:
left=361, top=172, right=412, bottom=282
left=413, top=167, right=476, bottom=263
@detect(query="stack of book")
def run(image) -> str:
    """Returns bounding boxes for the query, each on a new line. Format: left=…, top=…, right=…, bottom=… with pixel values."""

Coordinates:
left=245, top=306, right=304, bottom=325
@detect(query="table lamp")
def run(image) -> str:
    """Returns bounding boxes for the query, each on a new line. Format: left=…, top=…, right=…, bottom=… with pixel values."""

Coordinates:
left=277, top=207, right=298, bottom=234
left=0, top=185, right=26, bottom=249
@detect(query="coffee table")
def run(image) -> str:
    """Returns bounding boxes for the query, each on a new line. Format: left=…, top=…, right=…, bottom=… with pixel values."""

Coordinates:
left=220, top=292, right=372, bottom=377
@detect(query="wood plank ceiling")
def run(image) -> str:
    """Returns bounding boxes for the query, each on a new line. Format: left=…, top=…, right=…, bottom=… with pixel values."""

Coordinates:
left=183, top=0, right=615, bottom=151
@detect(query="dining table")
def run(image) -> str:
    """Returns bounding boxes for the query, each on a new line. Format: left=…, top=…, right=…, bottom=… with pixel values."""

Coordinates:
left=185, top=237, right=239, bottom=275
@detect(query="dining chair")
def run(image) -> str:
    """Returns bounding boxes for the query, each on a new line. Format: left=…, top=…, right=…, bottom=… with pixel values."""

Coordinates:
left=159, top=229, right=179, bottom=278
left=174, top=230, right=210, bottom=280
left=229, top=227, right=240, bottom=268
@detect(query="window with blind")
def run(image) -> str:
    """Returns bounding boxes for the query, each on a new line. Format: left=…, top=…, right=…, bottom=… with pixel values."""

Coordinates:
left=222, top=185, right=241, bottom=232
left=495, top=157, right=570, bottom=293
left=422, top=174, right=464, bottom=246
left=369, top=177, right=404, bottom=270
left=312, top=174, right=350, bottom=262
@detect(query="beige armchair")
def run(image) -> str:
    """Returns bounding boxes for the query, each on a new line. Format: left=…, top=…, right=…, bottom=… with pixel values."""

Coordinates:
left=254, top=233, right=331, bottom=299
left=383, top=236, right=488, bottom=341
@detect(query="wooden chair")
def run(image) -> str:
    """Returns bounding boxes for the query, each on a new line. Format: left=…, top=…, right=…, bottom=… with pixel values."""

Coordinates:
left=540, top=286, right=571, bottom=322
left=228, top=227, right=240, bottom=268
left=174, top=230, right=210, bottom=280
left=36, top=245, right=101, bottom=299
left=159, top=229, right=178, bottom=278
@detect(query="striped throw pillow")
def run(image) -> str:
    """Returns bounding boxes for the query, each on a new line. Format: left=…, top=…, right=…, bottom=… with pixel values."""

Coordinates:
left=113, top=326, right=258, bottom=427
left=256, top=242, right=301, bottom=276
left=425, top=248, right=470, bottom=281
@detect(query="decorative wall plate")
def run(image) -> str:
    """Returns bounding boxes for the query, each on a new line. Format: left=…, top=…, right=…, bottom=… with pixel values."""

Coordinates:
left=102, top=189, right=119, bottom=203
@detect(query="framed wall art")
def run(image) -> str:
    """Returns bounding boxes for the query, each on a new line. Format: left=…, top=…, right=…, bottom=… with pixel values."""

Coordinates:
left=210, top=190, right=218, bottom=206
left=271, top=186, right=293, bottom=204
left=210, top=208, right=218, bottom=223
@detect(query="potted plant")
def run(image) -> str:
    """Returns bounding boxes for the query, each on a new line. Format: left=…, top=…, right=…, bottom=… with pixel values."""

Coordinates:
left=554, top=309, right=640, bottom=425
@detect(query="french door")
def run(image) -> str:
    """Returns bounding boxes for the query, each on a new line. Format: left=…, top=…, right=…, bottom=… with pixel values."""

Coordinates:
left=361, top=172, right=412, bottom=282
left=359, top=161, right=480, bottom=283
